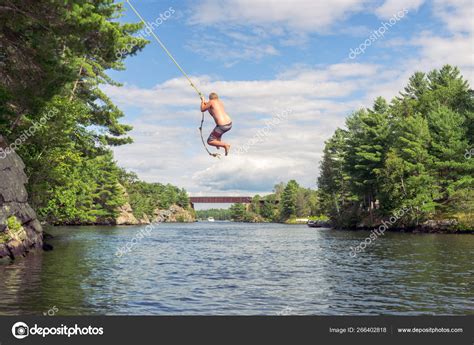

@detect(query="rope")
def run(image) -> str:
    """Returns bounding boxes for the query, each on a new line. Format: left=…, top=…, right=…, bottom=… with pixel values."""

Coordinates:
left=126, top=0, right=219, bottom=158
left=126, top=1, right=202, bottom=98
left=199, top=112, right=221, bottom=159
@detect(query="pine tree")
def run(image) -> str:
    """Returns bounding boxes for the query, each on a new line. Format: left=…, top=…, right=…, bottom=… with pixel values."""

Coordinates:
left=260, top=201, right=275, bottom=220
left=177, top=189, right=190, bottom=208
left=1, top=0, right=147, bottom=143
left=281, top=180, right=299, bottom=220
left=230, top=203, right=246, bottom=221
left=344, top=98, right=389, bottom=224
left=1, top=1, right=151, bottom=224
left=318, top=129, right=352, bottom=225
left=319, top=65, right=473, bottom=229
left=381, top=114, right=437, bottom=225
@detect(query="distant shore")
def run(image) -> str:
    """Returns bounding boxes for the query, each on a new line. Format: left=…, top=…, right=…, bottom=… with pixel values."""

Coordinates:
left=47, top=219, right=473, bottom=234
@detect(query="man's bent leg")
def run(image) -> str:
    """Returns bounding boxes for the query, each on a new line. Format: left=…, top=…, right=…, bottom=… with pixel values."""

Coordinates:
left=208, top=129, right=231, bottom=155
left=209, top=139, right=230, bottom=155
left=207, top=131, right=226, bottom=148
left=208, top=139, right=227, bottom=148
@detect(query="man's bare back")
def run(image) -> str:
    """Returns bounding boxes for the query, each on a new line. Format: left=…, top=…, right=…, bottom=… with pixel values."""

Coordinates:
left=200, top=92, right=232, bottom=155
left=203, top=99, right=231, bottom=125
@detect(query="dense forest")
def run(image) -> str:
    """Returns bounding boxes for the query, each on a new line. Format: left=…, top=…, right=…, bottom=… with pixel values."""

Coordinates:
left=196, top=209, right=233, bottom=221
left=224, top=181, right=321, bottom=222
left=318, top=66, right=474, bottom=230
left=0, top=0, right=188, bottom=225
left=120, top=171, right=190, bottom=220
left=196, top=181, right=323, bottom=222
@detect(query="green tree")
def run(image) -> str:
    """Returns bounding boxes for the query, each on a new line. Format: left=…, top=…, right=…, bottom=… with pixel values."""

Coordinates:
left=230, top=203, right=246, bottom=221
left=260, top=201, right=275, bottom=220
left=318, top=129, right=353, bottom=226
left=319, top=65, right=473, bottom=229
left=1, top=0, right=147, bottom=143
left=121, top=180, right=189, bottom=220
left=196, top=209, right=232, bottom=220
left=281, top=180, right=299, bottom=220
left=273, top=182, right=286, bottom=197
left=1, top=1, right=150, bottom=225
left=249, top=195, right=261, bottom=214
left=381, top=114, right=437, bottom=224
left=344, top=98, right=389, bottom=224
left=177, top=188, right=190, bottom=208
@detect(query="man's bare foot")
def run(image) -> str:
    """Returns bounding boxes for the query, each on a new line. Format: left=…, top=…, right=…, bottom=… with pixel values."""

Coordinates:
left=224, top=144, right=231, bottom=156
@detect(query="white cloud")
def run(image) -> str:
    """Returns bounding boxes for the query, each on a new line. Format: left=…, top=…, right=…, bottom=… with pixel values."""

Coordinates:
left=375, top=0, right=425, bottom=19
left=105, top=63, right=379, bottom=115
left=106, top=62, right=382, bottom=193
left=411, top=33, right=474, bottom=74
left=192, top=156, right=295, bottom=192
left=185, top=30, right=279, bottom=66
left=364, top=0, right=474, bottom=100
left=432, top=0, right=474, bottom=34
left=109, top=0, right=474, bottom=196
left=394, top=1, right=474, bottom=85
left=189, top=0, right=372, bottom=33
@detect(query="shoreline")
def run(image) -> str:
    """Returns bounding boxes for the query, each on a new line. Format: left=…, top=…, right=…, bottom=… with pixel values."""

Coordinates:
left=43, top=221, right=474, bottom=234
left=332, top=226, right=474, bottom=234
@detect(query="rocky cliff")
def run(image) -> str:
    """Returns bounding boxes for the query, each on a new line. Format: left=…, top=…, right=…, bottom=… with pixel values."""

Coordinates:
left=0, top=137, right=43, bottom=259
left=153, top=205, right=195, bottom=223
left=114, top=185, right=151, bottom=225
left=115, top=200, right=194, bottom=225
left=115, top=202, right=151, bottom=225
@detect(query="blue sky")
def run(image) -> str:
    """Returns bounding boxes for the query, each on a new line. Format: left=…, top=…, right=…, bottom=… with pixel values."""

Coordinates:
left=104, top=0, right=474, bottom=197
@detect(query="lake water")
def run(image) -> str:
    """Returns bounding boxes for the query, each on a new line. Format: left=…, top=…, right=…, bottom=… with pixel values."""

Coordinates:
left=0, top=222, right=472, bottom=315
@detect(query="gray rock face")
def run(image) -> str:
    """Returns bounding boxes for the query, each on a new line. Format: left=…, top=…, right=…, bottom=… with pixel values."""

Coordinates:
left=0, top=137, right=43, bottom=259
left=139, top=213, right=151, bottom=225
left=153, top=205, right=195, bottom=223
left=420, top=219, right=459, bottom=232
left=114, top=186, right=151, bottom=225
left=115, top=202, right=139, bottom=225
left=307, top=220, right=332, bottom=228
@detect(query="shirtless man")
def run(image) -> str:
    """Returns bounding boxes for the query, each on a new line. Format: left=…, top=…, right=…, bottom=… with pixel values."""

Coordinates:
left=200, top=92, right=232, bottom=156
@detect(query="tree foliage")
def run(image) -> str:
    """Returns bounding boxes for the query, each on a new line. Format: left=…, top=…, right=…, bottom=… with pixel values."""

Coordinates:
left=119, top=171, right=190, bottom=219
left=0, top=1, right=189, bottom=224
left=226, top=182, right=320, bottom=223
left=195, top=209, right=232, bottom=221
left=318, top=65, right=474, bottom=229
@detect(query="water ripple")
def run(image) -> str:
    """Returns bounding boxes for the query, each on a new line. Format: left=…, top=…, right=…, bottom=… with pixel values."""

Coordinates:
left=0, top=223, right=473, bottom=315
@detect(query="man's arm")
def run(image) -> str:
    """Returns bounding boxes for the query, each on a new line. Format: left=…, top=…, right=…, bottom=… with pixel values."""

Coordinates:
left=200, top=99, right=212, bottom=112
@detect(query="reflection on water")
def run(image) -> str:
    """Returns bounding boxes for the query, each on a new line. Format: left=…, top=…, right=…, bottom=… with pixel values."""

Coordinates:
left=0, top=223, right=473, bottom=315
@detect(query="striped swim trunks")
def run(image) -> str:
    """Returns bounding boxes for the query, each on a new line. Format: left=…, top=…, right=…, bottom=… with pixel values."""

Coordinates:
left=208, top=122, right=232, bottom=142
